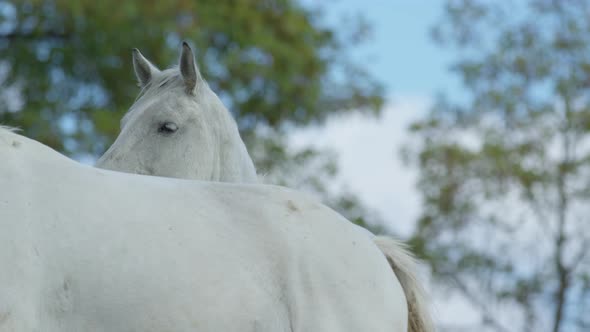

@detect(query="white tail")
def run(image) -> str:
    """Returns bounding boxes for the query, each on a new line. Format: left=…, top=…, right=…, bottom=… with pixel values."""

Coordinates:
left=373, top=236, right=434, bottom=332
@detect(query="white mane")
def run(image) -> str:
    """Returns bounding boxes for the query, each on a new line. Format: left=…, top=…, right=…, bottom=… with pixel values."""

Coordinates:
left=135, top=67, right=188, bottom=102
left=0, top=125, right=20, bottom=132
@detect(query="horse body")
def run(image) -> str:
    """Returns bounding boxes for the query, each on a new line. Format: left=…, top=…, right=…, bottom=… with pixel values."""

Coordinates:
left=1, top=129, right=407, bottom=331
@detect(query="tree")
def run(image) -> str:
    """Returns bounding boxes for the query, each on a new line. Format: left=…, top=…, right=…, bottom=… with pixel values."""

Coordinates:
left=0, top=0, right=385, bottom=229
left=406, top=1, right=590, bottom=331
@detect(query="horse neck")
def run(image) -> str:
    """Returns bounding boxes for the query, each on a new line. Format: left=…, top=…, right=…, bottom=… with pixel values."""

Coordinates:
left=210, top=106, right=258, bottom=183
left=218, top=136, right=258, bottom=183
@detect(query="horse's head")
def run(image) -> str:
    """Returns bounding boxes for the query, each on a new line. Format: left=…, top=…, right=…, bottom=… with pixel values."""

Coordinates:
left=97, top=43, right=257, bottom=182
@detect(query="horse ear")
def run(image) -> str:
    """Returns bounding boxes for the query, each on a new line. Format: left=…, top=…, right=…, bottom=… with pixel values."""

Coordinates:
left=179, top=42, right=201, bottom=95
left=132, top=48, right=159, bottom=87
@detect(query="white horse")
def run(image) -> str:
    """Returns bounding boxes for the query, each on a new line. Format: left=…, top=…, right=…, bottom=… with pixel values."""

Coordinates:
left=97, top=43, right=433, bottom=331
left=2, top=127, right=409, bottom=331
left=98, top=45, right=257, bottom=183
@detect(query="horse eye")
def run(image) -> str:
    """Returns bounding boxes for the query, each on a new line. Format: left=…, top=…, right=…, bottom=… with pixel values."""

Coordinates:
left=158, top=122, right=178, bottom=134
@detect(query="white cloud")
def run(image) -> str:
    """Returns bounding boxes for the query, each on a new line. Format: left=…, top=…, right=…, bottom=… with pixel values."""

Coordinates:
left=290, top=94, right=431, bottom=237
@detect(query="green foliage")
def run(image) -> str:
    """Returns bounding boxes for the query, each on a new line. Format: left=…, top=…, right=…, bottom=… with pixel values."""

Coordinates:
left=0, top=0, right=383, bottom=151
left=0, top=0, right=385, bottom=230
left=408, top=1, right=590, bottom=330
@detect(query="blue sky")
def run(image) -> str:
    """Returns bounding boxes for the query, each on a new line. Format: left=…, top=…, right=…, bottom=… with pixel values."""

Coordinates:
left=313, top=0, right=462, bottom=97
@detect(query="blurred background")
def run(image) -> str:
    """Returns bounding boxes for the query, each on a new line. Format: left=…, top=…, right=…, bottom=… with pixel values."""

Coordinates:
left=2, top=0, right=589, bottom=331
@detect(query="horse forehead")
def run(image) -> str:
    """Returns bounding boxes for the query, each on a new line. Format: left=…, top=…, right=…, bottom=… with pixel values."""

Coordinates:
left=127, top=92, right=193, bottom=121
left=142, top=90, right=186, bottom=109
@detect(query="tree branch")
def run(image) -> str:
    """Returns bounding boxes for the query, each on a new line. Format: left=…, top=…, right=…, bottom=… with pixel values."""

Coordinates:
left=450, top=275, right=513, bottom=332
left=552, top=93, right=574, bottom=332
